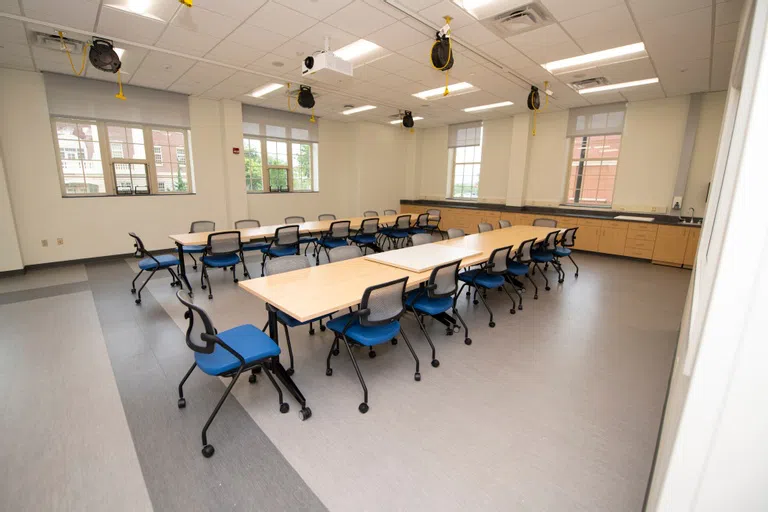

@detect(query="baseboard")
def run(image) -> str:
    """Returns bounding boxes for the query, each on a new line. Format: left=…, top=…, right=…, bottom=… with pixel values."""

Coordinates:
left=0, top=248, right=178, bottom=277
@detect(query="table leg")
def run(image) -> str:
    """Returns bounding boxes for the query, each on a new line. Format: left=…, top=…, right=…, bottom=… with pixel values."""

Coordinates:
left=267, top=305, right=312, bottom=420
left=176, top=242, right=194, bottom=296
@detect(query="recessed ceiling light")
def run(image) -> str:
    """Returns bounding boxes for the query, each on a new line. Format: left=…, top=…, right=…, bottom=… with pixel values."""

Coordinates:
left=413, top=82, right=476, bottom=100
left=578, top=77, right=659, bottom=94
left=105, top=0, right=164, bottom=21
left=543, top=43, right=647, bottom=74
left=334, top=39, right=382, bottom=62
left=389, top=117, right=423, bottom=124
left=463, top=101, right=514, bottom=112
left=342, top=105, right=377, bottom=115
left=249, top=83, right=284, bottom=98
left=114, top=48, right=125, bottom=59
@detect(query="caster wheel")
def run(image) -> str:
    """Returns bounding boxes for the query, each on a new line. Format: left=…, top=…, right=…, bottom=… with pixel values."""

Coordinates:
left=414, top=373, right=421, bottom=382
left=332, top=349, right=340, bottom=356
left=208, top=294, right=213, bottom=300
left=286, top=368, right=295, bottom=377
left=545, top=286, right=551, bottom=291
left=320, top=325, right=326, bottom=332
left=391, top=338, right=398, bottom=345
left=534, top=295, right=539, bottom=300
left=248, top=374, right=257, bottom=384
left=170, top=282, right=175, bottom=287
left=253, top=366, right=262, bottom=374
left=130, top=288, right=136, bottom=294
left=431, top=359, right=440, bottom=368
left=473, top=300, right=479, bottom=305
left=299, top=407, right=312, bottom=420
left=201, top=284, right=207, bottom=290
left=465, top=291, right=470, bottom=297
left=192, top=266, right=198, bottom=271
left=309, top=328, right=315, bottom=336
left=558, top=279, right=564, bottom=284
left=489, top=322, right=495, bottom=328
left=244, top=273, right=250, bottom=279
left=135, top=299, right=141, bottom=305
left=446, top=329, right=454, bottom=336
left=518, top=304, right=523, bottom=310
left=368, top=350, right=376, bottom=359
left=202, top=444, right=214, bottom=458
left=279, top=403, right=289, bottom=414
left=233, top=278, right=239, bottom=283
left=178, top=398, right=186, bottom=408
left=510, top=308, right=516, bottom=314
left=358, top=403, right=369, bottom=414
left=326, top=368, right=333, bottom=376
left=464, top=338, right=472, bottom=345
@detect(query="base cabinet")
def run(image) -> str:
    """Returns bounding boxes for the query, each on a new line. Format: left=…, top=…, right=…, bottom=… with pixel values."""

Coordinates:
left=597, top=227, right=628, bottom=255
left=652, top=226, right=688, bottom=266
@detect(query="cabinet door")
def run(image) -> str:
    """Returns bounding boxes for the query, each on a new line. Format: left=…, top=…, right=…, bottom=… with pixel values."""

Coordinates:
left=683, top=228, right=700, bottom=268
left=573, top=226, right=600, bottom=251
left=652, top=226, right=688, bottom=266
left=598, top=227, right=628, bottom=255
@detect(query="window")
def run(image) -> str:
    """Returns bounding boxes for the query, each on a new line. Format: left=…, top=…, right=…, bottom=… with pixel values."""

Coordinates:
left=152, top=128, right=189, bottom=193
left=565, top=135, right=622, bottom=206
left=154, top=146, right=162, bottom=164
left=449, top=124, right=483, bottom=199
left=53, top=120, right=106, bottom=195
left=242, top=136, right=316, bottom=193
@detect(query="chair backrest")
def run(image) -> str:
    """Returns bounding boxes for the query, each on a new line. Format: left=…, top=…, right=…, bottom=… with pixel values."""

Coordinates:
left=284, top=216, right=305, bottom=224
left=128, top=232, right=151, bottom=259
left=263, top=255, right=309, bottom=276
left=235, top=219, right=260, bottom=229
left=515, top=238, right=537, bottom=263
left=499, top=219, right=512, bottom=229
left=359, top=277, right=408, bottom=327
left=415, top=213, right=429, bottom=227
left=428, top=260, right=460, bottom=299
left=329, top=245, right=363, bottom=263
left=190, top=220, right=215, bottom=233
left=533, top=218, right=557, bottom=227
left=447, top=228, right=464, bottom=239
left=318, top=214, right=336, bottom=221
left=360, top=217, right=379, bottom=234
left=561, top=227, right=578, bottom=247
left=426, top=208, right=440, bottom=216
left=411, top=233, right=432, bottom=246
left=478, top=222, right=493, bottom=233
left=363, top=210, right=379, bottom=217
left=176, top=290, right=217, bottom=355
left=487, top=245, right=513, bottom=275
left=274, top=225, right=300, bottom=248
left=395, top=215, right=411, bottom=229
left=328, top=220, right=351, bottom=238
left=542, top=230, right=560, bottom=251
left=384, top=209, right=397, bottom=215
left=207, top=231, right=241, bottom=256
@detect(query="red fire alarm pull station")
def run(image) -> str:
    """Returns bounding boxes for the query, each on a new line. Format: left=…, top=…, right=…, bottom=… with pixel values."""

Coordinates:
left=233, top=147, right=240, bottom=155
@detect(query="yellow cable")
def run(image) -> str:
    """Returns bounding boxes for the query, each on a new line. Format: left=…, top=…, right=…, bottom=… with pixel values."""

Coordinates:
left=532, top=108, right=537, bottom=136
left=58, top=31, right=88, bottom=76
left=310, top=108, right=316, bottom=123
left=115, top=69, right=126, bottom=100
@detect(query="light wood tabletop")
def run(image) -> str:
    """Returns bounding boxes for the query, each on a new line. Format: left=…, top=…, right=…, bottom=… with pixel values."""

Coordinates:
left=169, top=213, right=413, bottom=247
left=365, top=244, right=481, bottom=273
left=435, top=225, right=564, bottom=267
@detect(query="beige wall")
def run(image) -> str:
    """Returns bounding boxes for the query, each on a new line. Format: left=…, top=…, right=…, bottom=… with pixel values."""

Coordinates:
left=683, top=91, right=727, bottom=214
left=0, top=145, right=23, bottom=271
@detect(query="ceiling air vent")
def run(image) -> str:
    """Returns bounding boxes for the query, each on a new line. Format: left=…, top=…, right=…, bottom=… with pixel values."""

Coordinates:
left=570, top=77, right=610, bottom=91
left=33, top=31, right=85, bottom=54
left=479, top=1, right=554, bottom=38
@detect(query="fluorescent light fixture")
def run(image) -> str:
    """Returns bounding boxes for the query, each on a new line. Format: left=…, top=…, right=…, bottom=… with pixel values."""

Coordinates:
left=390, top=117, right=423, bottom=124
left=342, top=105, right=377, bottom=115
left=249, top=83, right=284, bottom=98
left=579, top=77, right=659, bottom=94
left=543, top=43, right=646, bottom=74
left=334, top=39, right=381, bottom=62
left=106, top=0, right=164, bottom=21
left=114, top=48, right=125, bottom=59
left=413, top=82, right=476, bottom=100
left=463, top=101, right=513, bottom=112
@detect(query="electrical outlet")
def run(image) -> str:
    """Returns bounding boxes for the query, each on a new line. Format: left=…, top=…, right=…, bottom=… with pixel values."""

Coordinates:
left=57, top=238, right=64, bottom=246
left=651, top=207, right=658, bottom=213
left=41, top=239, right=48, bottom=247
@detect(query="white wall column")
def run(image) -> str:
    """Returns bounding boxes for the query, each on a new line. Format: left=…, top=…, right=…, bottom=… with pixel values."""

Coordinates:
left=0, top=144, right=23, bottom=271
left=506, top=113, right=532, bottom=207
left=219, top=99, right=247, bottom=227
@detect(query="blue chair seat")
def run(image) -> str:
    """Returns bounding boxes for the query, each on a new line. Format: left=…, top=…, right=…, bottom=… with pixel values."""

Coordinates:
left=553, top=247, right=572, bottom=257
left=138, top=254, right=180, bottom=270
left=262, top=245, right=298, bottom=257
left=202, top=253, right=240, bottom=267
left=327, top=314, right=401, bottom=347
left=182, top=245, right=205, bottom=253
left=277, top=310, right=327, bottom=328
left=405, top=290, right=453, bottom=315
left=318, top=238, right=348, bottom=249
left=350, top=235, right=377, bottom=245
left=507, top=261, right=529, bottom=276
left=299, top=236, right=317, bottom=244
left=458, top=269, right=506, bottom=289
left=242, top=241, right=268, bottom=252
left=532, top=252, right=554, bottom=263
left=408, top=228, right=426, bottom=234
left=388, top=230, right=409, bottom=239
left=195, top=324, right=280, bottom=376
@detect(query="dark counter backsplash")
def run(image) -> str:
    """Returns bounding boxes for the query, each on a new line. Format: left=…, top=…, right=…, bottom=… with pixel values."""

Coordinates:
left=400, top=199, right=703, bottom=227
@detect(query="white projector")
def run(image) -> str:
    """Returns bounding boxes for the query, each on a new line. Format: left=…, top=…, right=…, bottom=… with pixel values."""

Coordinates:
left=301, top=51, right=353, bottom=78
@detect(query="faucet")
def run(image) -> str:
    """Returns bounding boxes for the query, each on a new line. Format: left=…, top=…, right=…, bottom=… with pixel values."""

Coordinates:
left=688, top=207, right=695, bottom=223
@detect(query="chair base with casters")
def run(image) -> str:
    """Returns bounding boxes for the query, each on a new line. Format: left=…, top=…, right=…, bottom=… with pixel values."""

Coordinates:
left=259, top=311, right=330, bottom=376
left=505, top=261, right=532, bottom=308
left=201, top=253, right=241, bottom=300
left=181, top=245, right=205, bottom=270
left=349, top=234, right=380, bottom=254
left=553, top=246, right=579, bottom=279
left=457, top=269, right=516, bottom=328
left=132, top=254, right=182, bottom=304
left=406, top=289, right=471, bottom=350
left=531, top=251, right=563, bottom=291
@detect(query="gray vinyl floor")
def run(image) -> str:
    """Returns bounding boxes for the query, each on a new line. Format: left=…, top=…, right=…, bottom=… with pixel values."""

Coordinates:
left=0, top=250, right=689, bottom=511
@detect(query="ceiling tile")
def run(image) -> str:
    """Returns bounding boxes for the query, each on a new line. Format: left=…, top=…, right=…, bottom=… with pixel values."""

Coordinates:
left=616, top=82, right=665, bottom=101
left=417, top=1, right=475, bottom=29
left=269, top=38, right=317, bottom=61
left=102, top=0, right=180, bottom=22
left=205, top=39, right=264, bottom=67
left=170, top=5, right=241, bottom=38
left=22, top=0, right=100, bottom=32
left=477, top=40, right=533, bottom=69
left=245, top=2, right=318, bottom=38
left=295, top=22, right=357, bottom=50
left=324, top=0, right=397, bottom=38
left=173, top=61, right=236, bottom=87
left=575, top=26, right=642, bottom=54
left=155, top=25, right=219, bottom=57
left=227, top=24, right=289, bottom=52
left=599, top=57, right=656, bottom=84
left=274, top=0, right=353, bottom=20
left=0, top=53, right=35, bottom=71
left=351, top=63, right=390, bottom=82
left=451, top=22, right=500, bottom=47
left=656, top=57, right=710, bottom=96
left=714, top=22, right=739, bottom=43
left=506, top=23, right=573, bottom=47
left=582, top=90, right=626, bottom=105
left=515, top=65, right=557, bottom=83
left=192, top=0, right=266, bottom=18
left=367, top=21, right=430, bottom=51
left=640, top=7, right=712, bottom=67
left=0, top=0, right=21, bottom=14
left=523, top=40, right=583, bottom=64
left=361, top=0, right=410, bottom=20
left=246, top=52, right=302, bottom=76
left=561, top=4, right=635, bottom=40
left=628, top=0, right=710, bottom=23
left=540, top=0, right=623, bottom=21
left=715, top=0, right=744, bottom=25
left=711, top=40, right=736, bottom=90
left=129, top=50, right=196, bottom=87
left=97, top=7, right=167, bottom=45
left=201, top=70, right=269, bottom=99
left=0, top=18, right=27, bottom=45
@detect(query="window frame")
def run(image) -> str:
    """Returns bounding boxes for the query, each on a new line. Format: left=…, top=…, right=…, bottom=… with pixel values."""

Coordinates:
left=51, top=118, right=112, bottom=197
left=448, top=126, right=484, bottom=200
left=242, top=135, right=317, bottom=194
left=563, top=133, right=622, bottom=207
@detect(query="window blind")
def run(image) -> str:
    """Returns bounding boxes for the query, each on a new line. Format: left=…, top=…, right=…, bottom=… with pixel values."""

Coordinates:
left=567, top=102, right=626, bottom=137
left=43, top=72, right=190, bottom=128
left=242, top=105, right=319, bottom=142
left=448, top=121, right=483, bottom=147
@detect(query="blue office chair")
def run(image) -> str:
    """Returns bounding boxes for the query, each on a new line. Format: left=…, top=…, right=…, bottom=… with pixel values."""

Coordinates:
left=458, top=245, right=516, bottom=327
left=350, top=217, right=380, bottom=254
left=285, top=216, right=317, bottom=256
left=531, top=230, right=563, bottom=291
left=478, top=222, right=494, bottom=233
left=235, top=219, right=267, bottom=279
left=410, top=233, right=433, bottom=246
left=377, top=209, right=397, bottom=245
left=261, top=225, right=300, bottom=276
left=200, top=231, right=243, bottom=299
left=408, top=213, right=429, bottom=235
left=447, top=228, right=465, bottom=239
left=174, top=290, right=288, bottom=458
left=318, top=213, right=336, bottom=221
left=506, top=237, right=537, bottom=306
left=328, top=245, right=363, bottom=262
left=499, top=219, right=512, bottom=229
left=406, top=259, right=471, bottom=363
left=384, top=214, right=412, bottom=249
left=554, top=227, right=579, bottom=279
left=326, top=277, right=420, bottom=413
left=363, top=210, right=379, bottom=217
left=183, top=220, right=214, bottom=270
left=425, top=208, right=445, bottom=239
left=129, top=232, right=181, bottom=305
left=316, top=220, right=350, bottom=264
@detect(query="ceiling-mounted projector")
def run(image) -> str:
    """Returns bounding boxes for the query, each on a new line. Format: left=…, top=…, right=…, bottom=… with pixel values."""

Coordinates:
left=302, top=51, right=353, bottom=78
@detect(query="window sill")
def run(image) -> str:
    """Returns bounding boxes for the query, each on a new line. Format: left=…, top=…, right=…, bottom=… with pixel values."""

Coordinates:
left=445, top=197, right=479, bottom=201
left=560, top=203, right=613, bottom=209
left=62, top=193, right=197, bottom=198
left=247, top=191, right=319, bottom=195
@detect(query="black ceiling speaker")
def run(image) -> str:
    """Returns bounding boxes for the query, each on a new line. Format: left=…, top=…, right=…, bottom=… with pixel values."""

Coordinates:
left=527, top=86, right=540, bottom=110
left=303, top=56, right=314, bottom=70
left=89, top=38, right=122, bottom=73
left=297, top=85, right=315, bottom=109
left=402, top=111, right=414, bottom=128
left=430, top=33, right=454, bottom=71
